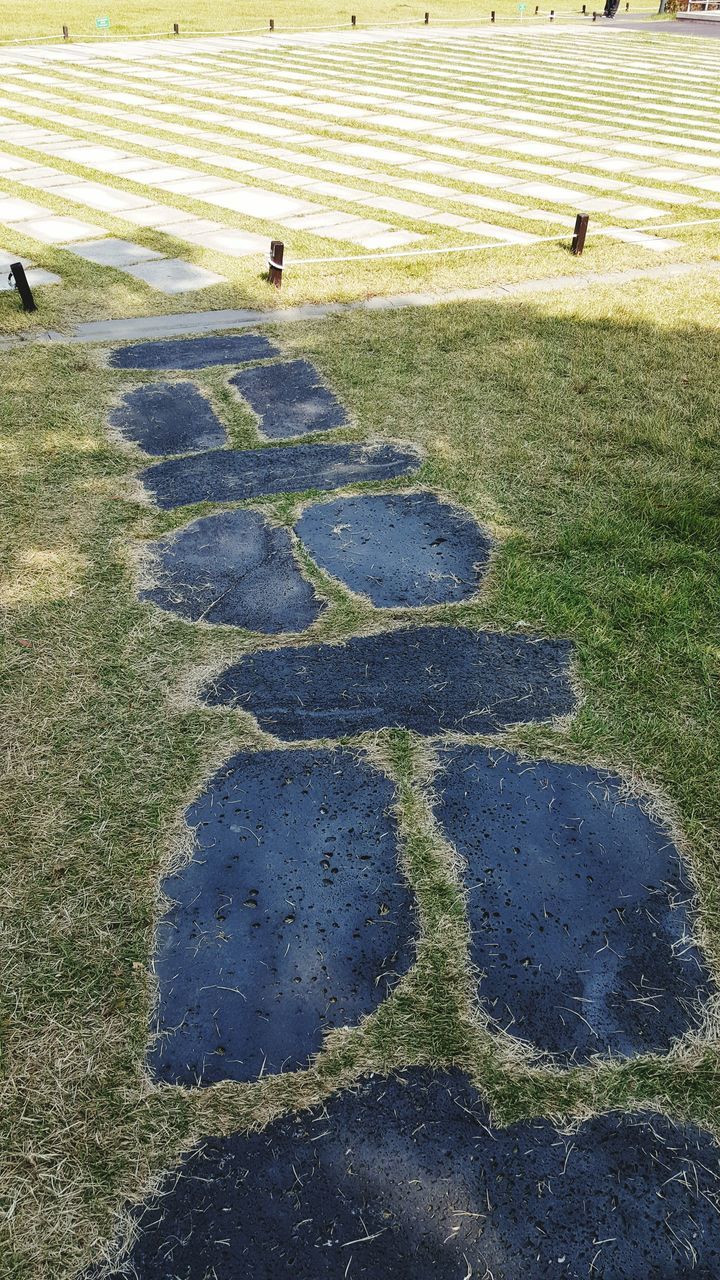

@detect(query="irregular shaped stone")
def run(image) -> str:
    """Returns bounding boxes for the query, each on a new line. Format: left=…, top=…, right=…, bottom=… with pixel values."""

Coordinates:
left=141, top=441, right=423, bottom=509
left=295, top=491, right=492, bottom=607
left=108, top=382, right=227, bottom=456
left=141, top=509, right=324, bottom=632
left=201, top=626, right=575, bottom=738
left=435, top=747, right=713, bottom=1064
left=150, top=749, right=413, bottom=1085
left=94, top=1071, right=720, bottom=1279
left=230, top=358, right=347, bottom=438
left=109, top=333, right=278, bottom=369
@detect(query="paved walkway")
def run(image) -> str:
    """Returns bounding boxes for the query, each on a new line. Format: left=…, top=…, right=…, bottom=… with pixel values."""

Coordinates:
left=86, top=325, right=719, bottom=1279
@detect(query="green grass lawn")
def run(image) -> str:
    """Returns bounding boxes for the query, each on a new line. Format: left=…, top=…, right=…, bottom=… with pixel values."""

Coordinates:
left=2, top=268, right=719, bottom=1278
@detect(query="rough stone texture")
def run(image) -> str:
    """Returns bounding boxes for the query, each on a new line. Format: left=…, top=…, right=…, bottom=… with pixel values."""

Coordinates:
left=295, top=491, right=492, bottom=607
left=150, top=749, right=413, bottom=1085
left=141, top=441, right=423, bottom=508
left=108, top=382, right=227, bottom=456
left=435, top=746, right=714, bottom=1064
left=93, top=1070, right=720, bottom=1279
left=230, top=358, right=347, bottom=438
left=109, top=332, right=279, bottom=369
left=201, top=625, right=576, bottom=738
left=141, top=508, right=324, bottom=632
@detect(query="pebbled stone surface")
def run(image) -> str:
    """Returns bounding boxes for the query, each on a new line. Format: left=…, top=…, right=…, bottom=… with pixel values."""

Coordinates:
left=201, top=625, right=576, bottom=738
left=92, top=1070, right=720, bottom=1279
left=435, top=746, right=714, bottom=1064
left=141, top=441, right=423, bottom=508
left=109, top=332, right=278, bottom=369
left=295, top=491, right=493, bottom=607
left=150, top=749, right=413, bottom=1085
left=108, top=381, right=227, bottom=456
left=141, top=508, right=324, bottom=631
left=230, top=358, right=347, bottom=438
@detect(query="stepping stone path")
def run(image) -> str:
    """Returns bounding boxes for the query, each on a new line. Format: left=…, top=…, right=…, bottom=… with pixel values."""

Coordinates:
left=92, top=329, right=717, bottom=1277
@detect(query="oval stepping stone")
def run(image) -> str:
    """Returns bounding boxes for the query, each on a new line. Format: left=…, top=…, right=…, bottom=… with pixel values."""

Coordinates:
left=230, top=359, right=347, bottom=438
left=201, top=625, right=575, bottom=738
left=435, top=746, right=714, bottom=1064
left=91, top=1071, right=720, bottom=1279
left=150, top=749, right=413, bottom=1085
left=109, top=333, right=278, bottom=369
left=295, top=491, right=492, bottom=607
left=141, top=441, right=423, bottom=509
left=141, top=508, right=324, bottom=632
left=108, top=382, right=227, bottom=456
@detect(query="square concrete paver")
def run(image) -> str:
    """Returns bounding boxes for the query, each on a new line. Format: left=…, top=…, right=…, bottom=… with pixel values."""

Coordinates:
left=0, top=196, right=49, bottom=222
left=6, top=215, right=107, bottom=243
left=65, top=237, right=164, bottom=266
left=122, top=258, right=226, bottom=293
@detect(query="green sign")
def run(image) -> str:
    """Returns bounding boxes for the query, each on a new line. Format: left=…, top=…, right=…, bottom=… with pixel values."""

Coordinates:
left=95, top=15, right=110, bottom=27
left=518, top=2, right=526, bottom=10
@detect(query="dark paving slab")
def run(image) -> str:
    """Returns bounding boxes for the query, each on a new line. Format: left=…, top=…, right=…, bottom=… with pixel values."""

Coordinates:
left=141, top=441, right=423, bottom=509
left=109, top=332, right=278, bottom=369
left=93, top=1070, right=720, bottom=1280
left=108, top=382, right=227, bottom=456
left=150, top=749, right=413, bottom=1085
left=201, top=625, right=575, bottom=738
left=231, top=358, right=347, bottom=438
left=612, top=16, right=720, bottom=35
left=141, top=508, right=324, bottom=631
left=435, top=746, right=714, bottom=1064
left=295, top=491, right=492, bottom=607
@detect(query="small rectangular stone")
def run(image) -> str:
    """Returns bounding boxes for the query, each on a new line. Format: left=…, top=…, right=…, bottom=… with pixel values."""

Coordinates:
left=122, top=258, right=226, bottom=293
left=65, top=237, right=163, bottom=266
left=6, top=215, right=107, bottom=243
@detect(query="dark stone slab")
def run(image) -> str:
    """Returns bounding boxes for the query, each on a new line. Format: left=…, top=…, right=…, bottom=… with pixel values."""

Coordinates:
left=201, top=626, right=576, bottom=738
left=230, top=359, right=347, bottom=438
left=435, top=746, right=713, bottom=1064
left=141, top=508, right=324, bottom=631
left=295, top=491, right=492, bottom=607
left=150, top=749, right=413, bottom=1085
left=93, top=1070, right=720, bottom=1280
left=109, top=333, right=278, bottom=369
left=108, top=382, right=227, bottom=456
left=141, top=441, right=423, bottom=509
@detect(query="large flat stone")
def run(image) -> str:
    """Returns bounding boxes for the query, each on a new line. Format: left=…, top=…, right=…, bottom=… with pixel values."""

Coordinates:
left=110, top=332, right=278, bottom=369
left=295, top=491, right=492, bottom=607
left=141, top=508, right=324, bottom=632
left=122, top=258, right=226, bottom=294
left=65, top=237, right=163, bottom=266
left=435, top=747, right=713, bottom=1064
left=201, top=626, right=575, bottom=738
left=150, top=749, right=413, bottom=1085
left=230, top=359, right=348, bottom=439
left=141, top=441, right=423, bottom=508
left=108, top=382, right=227, bottom=456
left=93, top=1070, right=720, bottom=1279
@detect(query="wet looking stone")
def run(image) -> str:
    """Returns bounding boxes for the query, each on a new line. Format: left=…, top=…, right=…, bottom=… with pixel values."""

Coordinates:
left=435, top=746, right=714, bottom=1064
left=201, top=625, right=576, bottom=738
left=150, top=749, right=413, bottom=1085
left=108, top=382, right=227, bottom=456
left=141, top=441, right=423, bottom=509
left=230, top=359, right=347, bottom=438
left=295, top=491, right=493, bottom=607
left=94, top=1070, right=720, bottom=1279
left=109, top=332, right=278, bottom=369
left=141, top=508, right=324, bottom=632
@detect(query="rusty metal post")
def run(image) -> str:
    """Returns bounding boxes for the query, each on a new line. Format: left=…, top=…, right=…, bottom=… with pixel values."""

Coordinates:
left=9, top=262, right=37, bottom=312
left=571, top=214, right=589, bottom=256
left=268, top=239, right=284, bottom=288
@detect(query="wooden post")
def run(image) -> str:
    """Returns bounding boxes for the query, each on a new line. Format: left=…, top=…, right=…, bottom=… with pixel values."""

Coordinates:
left=582, top=4, right=586, bottom=12
left=269, top=239, right=284, bottom=288
left=62, top=23, right=69, bottom=38
left=491, top=8, right=495, bottom=18
left=173, top=21, right=179, bottom=33
left=351, top=13, right=356, bottom=24
left=571, top=213, right=589, bottom=256
left=269, top=17, right=274, bottom=30
left=424, top=9, right=429, bottom=20
left=549, top=7, right=555, bottom=17
left=10, top=262, right=37, bottom=312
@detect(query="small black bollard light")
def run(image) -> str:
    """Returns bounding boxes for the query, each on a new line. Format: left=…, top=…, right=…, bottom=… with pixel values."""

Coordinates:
left=62, top=23, right=69, bottom=38
left=424, top=9, right=430, bottom=20
left=571, top=213, right=589, bottom=256
left=268, top=239, right=284, bottom=288
left=534, top=5, right=539, bottom=13
left=10, top=262, right=37, bottom=312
